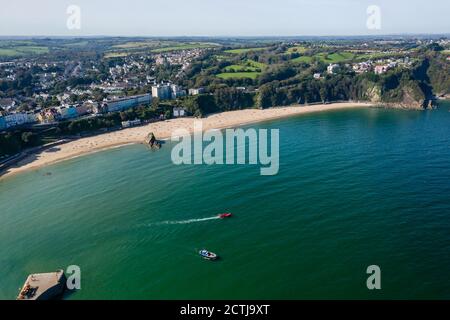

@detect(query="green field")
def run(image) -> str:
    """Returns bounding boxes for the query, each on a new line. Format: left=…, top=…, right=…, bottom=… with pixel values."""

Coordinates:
left=64, top=41, right=90, bottom=47
left=225, top=47, right=269, bottom=54
left=224, top=64, right=251, bottom=72
left=0, top=46, right=49, bottom=57
left=0, top=40, right=50, bottom=57
left=112, top=40, right=187, bottom=50
left=150, top=42, right=219, bottom=53
left=292, top=51, right=406, bottom=64
left=318, top=52, right=355, bottom=63
left=291, top=55, right=313, bottom=63
left=216, top=72, right=260, bottom=79
left=246, top=60, right=266, bottom=69
left=217, top=60, right=266, bottom=79
left=354, top=51, right=405, bottom=61
left=104, top=52, right=131, bottom=58
left=214, top=55, right=228, bottom=61
left=223, top=60, right=265, bottom=72
left=106, top=41, right=220, bottom=57
left=287, top=46, right=308, bottom=54
left=291, top=51, right=355, bottom=64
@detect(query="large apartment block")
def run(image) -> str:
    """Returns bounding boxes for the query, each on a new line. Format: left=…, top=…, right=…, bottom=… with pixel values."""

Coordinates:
left=104, top=93, right=152, bottom=113
left=152, top=84, right=171, bottom=100
left=152, top=84, right=186, bottom=100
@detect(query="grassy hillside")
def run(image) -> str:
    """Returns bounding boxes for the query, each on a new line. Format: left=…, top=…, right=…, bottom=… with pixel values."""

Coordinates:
left=217, top=60, right=267, bottom=79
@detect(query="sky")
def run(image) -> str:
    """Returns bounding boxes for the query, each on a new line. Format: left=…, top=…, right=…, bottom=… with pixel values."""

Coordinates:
left=0, top=0, right=449, bottom=37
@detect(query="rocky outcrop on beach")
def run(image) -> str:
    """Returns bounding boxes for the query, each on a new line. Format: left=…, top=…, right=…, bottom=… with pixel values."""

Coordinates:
left=144, top=132, right=161, bottom=150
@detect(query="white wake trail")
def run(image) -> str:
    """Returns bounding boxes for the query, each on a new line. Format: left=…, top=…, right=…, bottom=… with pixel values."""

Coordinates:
left=149, top=216, right=220, bottom=226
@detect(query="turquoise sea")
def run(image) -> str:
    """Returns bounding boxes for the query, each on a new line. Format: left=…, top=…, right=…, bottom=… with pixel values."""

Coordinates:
left=1, top=102, right=449, bottom=299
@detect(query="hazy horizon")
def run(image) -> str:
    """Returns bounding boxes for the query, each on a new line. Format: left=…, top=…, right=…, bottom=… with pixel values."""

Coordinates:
left=0, top=33, right=449, bottom=39
left=1, top=0, right=449, bottom=37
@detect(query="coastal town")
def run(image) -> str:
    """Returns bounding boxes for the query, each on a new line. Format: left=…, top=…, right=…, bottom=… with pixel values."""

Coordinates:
left=0, top=47, right=209, bottom=130
left=1, top=0, right=450, bottom=308
left=1, top=36, right=449, bottom=162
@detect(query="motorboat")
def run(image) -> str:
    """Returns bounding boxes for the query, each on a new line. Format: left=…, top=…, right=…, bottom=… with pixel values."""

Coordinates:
left=199, top=249, right=218, bottom=260
left=218, top=213, right=232, bottom=219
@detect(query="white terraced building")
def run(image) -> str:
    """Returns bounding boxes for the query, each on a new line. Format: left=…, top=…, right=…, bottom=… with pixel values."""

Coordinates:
left=3, top=112, right=36, bottom=128
left=104, top=93, right=152, bottom=113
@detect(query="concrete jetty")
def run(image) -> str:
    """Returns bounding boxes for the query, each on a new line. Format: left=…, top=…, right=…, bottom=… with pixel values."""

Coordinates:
left=17, top=270, right=66, bottom=300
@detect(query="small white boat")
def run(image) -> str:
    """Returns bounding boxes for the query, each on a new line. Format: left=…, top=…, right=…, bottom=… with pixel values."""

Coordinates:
left=199, top=249, right=218, bottom=260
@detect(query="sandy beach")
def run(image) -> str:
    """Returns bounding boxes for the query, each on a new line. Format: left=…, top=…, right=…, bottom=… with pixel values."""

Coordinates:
left=0, top=102, right=372, bottom=178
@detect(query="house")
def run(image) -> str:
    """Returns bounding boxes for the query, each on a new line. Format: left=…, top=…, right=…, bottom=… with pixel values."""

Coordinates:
left=188, top=88, right=205, bottom=96
left=155, top=56, right=168, bottom=65
left=57, top=106, right=78, bottom=119
left=0, top=98, right=16, bottom=110
left=82, top=101, right=98, bottom=114
left=374, top=65, right=389, bottom=74
left=352, top=61, right=372, bottom=73
left=173, top=107, right=186, bottom=117
left=37, top=108, right=59, bottom=123
left=93, top=103, right=108, bottom=115
left=327, top=64, right=340, bottom=74
left=57, top=93, right=71, bottom=103
left=313, top=73, right=321, bottom=79
left=75, top=104, right=88, bottom=116
left=170, top=84, right=186, bottom=98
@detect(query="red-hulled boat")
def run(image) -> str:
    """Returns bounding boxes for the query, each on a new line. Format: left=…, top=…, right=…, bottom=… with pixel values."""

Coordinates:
left=218, top=213, right=232, bottom=219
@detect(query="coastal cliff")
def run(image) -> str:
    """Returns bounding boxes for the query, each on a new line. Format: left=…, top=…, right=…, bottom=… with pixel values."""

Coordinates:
left=376, top=82, right=430, bottom=110
left=360, top=54, right=449, bottom=110
left=360, top=81, right=426, bottom=110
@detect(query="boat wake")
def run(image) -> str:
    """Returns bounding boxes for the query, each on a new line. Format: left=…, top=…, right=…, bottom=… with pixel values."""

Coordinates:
left=149, top=216, right=220, bottom=226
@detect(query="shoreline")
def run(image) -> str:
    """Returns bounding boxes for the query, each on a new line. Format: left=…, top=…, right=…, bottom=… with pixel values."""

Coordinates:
left=0, top=102, right=372, bottom=179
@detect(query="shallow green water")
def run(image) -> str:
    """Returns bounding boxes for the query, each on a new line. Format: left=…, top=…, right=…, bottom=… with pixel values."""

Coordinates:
left=1, top=103, right=449, bottom=299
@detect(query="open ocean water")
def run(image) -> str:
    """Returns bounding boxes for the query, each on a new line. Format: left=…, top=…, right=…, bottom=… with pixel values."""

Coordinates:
left=0, top=102, right=449, bottom=299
